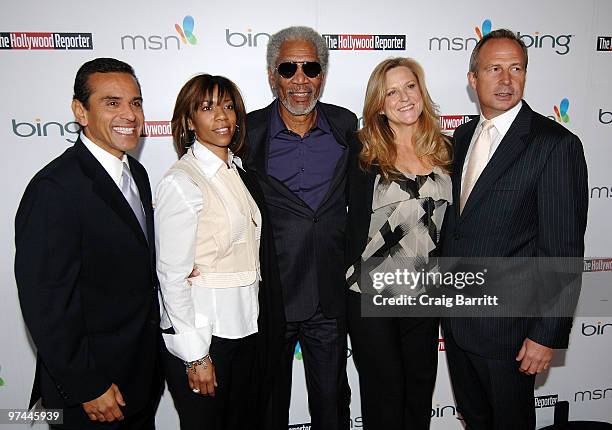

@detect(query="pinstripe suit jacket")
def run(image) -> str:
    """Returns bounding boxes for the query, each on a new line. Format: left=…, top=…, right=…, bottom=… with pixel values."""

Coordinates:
left=440, top=101, right=588, bottom=360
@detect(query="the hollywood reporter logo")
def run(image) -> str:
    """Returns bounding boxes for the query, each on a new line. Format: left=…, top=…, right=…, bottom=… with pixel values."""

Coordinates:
left=439, top=115, right=479, bottom=131
left=0, top=32, right=93, bottom=50
left=535, top=394, right=558, bottom=409
left=597, top=36, right=612, bottom=51
left=323, top=34, right=405, bottom=50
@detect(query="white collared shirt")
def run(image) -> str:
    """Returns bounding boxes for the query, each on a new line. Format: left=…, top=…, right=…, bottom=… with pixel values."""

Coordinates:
left=154, top=141, right=259, bottom=362
left=80, top=133, right=129, bottom=188
left=460, top=101, right=523, bottom=187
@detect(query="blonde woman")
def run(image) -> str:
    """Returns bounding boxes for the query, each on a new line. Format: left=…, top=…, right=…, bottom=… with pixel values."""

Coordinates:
left=345, top=57, right=452, bottom=429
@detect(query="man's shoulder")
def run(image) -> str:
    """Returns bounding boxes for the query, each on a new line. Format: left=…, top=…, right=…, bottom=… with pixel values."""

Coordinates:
left=246, top=103, right=272, bottom=127
left=453, top=117, right=478, bottom=142
left=18, top=145, right=83, bottom=207
left=30, top=145, right=81, bottom=185
left=319, top=102, right=358, bottom=124
left=530, top=109, right=578, bottom=141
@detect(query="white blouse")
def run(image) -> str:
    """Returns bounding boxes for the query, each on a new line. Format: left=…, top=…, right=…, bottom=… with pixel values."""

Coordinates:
left=155, top=142, right=259, bottom=363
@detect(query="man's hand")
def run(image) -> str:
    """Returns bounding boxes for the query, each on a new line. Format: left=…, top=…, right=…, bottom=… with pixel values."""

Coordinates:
left=515, top=338, right=553, bottom=375
left=82, top=383, right=126, bottom=422
left=187, top=267, right=200, bottom=285
left=187, top=357, right=217, bottom=396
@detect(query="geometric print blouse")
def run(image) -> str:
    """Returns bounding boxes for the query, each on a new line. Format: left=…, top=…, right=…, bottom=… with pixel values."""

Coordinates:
left=346, top=167, right=452, bottom=296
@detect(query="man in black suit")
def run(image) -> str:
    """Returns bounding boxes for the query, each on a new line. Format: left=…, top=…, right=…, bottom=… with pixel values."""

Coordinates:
left=15, top=58, right=160, bottom=429
left=245, top=26, right=357, bottom=430
left=440, top=29, right=588, bottom=429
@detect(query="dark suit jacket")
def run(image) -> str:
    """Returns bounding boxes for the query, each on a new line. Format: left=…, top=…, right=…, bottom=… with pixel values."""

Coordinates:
left=15, top=139, right=160, bottom=427
left=246, top=101, right=358, bottom=321
left=234, top=165, right=285, bottom=427
left=345, top=139, right=376, bottom=269
left=440, top=101, right=588, bottom=360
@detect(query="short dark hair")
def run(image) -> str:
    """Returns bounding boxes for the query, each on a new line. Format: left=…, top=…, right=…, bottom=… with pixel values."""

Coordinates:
left=171, top=74, right=247, bottom=158
left=266, top=26, right=329, bottom=75
left=73, top=58, right=141, bottom=109
left=469, top=29, right=528, bottom=74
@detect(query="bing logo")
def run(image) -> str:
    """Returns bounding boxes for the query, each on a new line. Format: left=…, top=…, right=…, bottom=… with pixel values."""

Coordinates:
left=553, top=98, right=570, bottom=123
left=175, top=16, right=197, bottom=45
left=429, top=19, right=572, bottom=55
left=294, top=342, right=303, bottom=360
left=475, top=19, right=492, bottom=40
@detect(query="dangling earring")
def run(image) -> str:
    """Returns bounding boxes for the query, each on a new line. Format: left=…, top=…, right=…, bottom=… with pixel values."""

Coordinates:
left=184, top=127, right=196, bottom=148
left=229, top=124, right=240, bottom=148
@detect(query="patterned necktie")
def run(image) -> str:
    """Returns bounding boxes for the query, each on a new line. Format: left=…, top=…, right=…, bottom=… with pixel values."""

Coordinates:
left=121, top=162, right=147, bottom=236
left=460, top=120, right=495, bottom=213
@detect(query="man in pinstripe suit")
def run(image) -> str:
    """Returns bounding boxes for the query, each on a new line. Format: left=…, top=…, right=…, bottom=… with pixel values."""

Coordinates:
left=440, top=29, right=588, bottom=429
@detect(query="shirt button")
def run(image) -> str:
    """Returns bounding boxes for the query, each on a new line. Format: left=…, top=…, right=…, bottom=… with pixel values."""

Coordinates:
left=313, top=217, right=319, bottom=223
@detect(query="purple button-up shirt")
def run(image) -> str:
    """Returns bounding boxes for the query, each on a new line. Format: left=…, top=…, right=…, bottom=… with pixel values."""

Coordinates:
left=268, top=101, right=344, bottom=211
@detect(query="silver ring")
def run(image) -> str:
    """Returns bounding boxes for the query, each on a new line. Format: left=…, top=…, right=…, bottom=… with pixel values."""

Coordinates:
left=192, top=388, right=200, bottom=393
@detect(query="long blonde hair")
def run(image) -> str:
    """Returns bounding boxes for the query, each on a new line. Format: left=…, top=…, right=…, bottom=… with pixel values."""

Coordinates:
left=358, top=57, right=452, bottom=181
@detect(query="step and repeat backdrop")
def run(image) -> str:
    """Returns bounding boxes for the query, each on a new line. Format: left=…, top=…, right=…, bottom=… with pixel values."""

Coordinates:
left=1, top=1, right=611, bottom=428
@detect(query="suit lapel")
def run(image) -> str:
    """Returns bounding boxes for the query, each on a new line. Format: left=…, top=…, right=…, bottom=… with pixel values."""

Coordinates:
left=237, top=166, right=263, bottom=206
left=247, top=109, right=269, bottom=179
left=453, top=120, right=478, bottom=220
left=317, top=103, right=350, bottom=212
left=353, top=168, right=376, bottom=256
left=76, top=140, right=149, bottom=246
left=460, top=102, right=532, bottom=219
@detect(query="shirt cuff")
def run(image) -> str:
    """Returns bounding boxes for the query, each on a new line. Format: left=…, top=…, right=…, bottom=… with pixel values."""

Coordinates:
left=162, top=322, right=213, bottom=362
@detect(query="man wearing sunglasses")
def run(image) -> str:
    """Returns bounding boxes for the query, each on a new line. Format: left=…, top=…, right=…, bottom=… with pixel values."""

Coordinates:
left=246, top=26, right=357, bottom=430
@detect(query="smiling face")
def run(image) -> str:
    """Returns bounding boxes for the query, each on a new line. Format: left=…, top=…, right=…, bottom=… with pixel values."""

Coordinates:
left=72, top=72, right=143, bottom=159
left=269, top=39, right=324, bottom=116
left=468, top=38, right=526, bottom=119
left=382, top=66, right=424, bottom=133
left=188, top=86, right=236, bottom=158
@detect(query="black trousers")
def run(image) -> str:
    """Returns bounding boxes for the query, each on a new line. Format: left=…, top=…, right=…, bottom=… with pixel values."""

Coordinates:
left=162, top=334, right=257, bottom=430
left=49, top=402, right=156, bottom=430
left=347, top=291, right=439, bottom=430
left=264, top=306, right=349, bottom=430
left=444, top=331, right=536, bottom=430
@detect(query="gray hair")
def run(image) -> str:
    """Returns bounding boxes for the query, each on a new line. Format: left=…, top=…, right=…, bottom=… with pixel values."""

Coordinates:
left=469, top=28, right=528, bottom=74
left=266, top=26, right=329, bottom=74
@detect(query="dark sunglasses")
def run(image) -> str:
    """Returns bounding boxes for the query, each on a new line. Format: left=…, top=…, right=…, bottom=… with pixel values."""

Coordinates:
left=276, top=61, right=322, bottom=79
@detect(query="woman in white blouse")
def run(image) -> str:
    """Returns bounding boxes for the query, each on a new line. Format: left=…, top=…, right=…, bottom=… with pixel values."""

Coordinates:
left=155, top=74, right=264, bottom=430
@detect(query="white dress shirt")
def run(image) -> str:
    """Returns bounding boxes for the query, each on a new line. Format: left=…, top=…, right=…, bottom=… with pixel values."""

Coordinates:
left=81, top=133, right=129, bottom=187
left=155, top=142, right=259, bottom=363
left=461, top=101, right=523, bottom=188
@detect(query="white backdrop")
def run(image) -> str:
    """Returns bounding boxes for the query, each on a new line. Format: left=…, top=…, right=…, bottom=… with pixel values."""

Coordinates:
left=1, top=1, right=611, bottom=428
